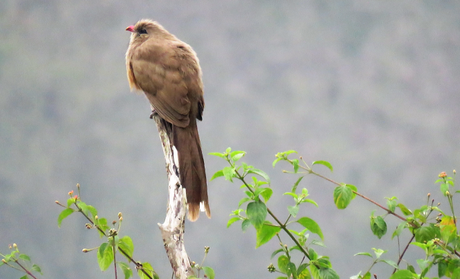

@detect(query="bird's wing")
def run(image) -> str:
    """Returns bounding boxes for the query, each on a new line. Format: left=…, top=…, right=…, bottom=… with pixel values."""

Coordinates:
left=129, top=40, right=202, bottom=127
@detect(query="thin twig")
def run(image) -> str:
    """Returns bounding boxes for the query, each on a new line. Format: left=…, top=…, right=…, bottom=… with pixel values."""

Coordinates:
left=233, top=167, right=311, bottom=260
left=73, top=201, right=153, bottom=279
left=112, top=235, right=118, bottom=279
left=14, top=259, right=38, bottom=279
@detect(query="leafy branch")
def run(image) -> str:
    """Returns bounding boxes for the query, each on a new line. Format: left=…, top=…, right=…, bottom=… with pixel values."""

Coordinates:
left=0, top=243, right=42, bottom=279
left=56, top=184, right=158, bottom=279
left=211, top=148, right=460, bottom=279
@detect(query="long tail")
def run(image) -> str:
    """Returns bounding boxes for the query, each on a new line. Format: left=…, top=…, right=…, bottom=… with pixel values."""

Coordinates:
left=173, top=120, right=210, bottom=221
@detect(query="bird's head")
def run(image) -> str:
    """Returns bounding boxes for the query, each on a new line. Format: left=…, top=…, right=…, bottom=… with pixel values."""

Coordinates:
left=126, top=19, right=175, bottom=46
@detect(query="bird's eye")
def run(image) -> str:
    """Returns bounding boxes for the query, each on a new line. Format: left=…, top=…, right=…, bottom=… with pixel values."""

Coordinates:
left=138, top=28, right=148, bottom=35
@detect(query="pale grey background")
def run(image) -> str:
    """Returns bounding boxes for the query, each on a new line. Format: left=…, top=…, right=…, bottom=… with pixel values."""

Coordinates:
left=1, top=1, right=459, bottom=278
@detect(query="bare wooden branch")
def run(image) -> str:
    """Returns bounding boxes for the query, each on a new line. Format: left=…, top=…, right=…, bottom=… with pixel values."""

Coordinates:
left=153, top=115, right=194, bottom=279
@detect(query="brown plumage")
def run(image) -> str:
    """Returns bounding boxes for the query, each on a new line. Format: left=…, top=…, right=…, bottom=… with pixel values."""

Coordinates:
left=125, top=19, right=210, bottom=221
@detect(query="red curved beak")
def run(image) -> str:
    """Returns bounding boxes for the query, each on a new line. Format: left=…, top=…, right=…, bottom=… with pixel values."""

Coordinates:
left=126, top=25, right=134, bottom=32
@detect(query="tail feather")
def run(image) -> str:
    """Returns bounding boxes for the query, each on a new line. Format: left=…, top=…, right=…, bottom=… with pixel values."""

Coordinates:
left=173, top=121, right=210, bottom=221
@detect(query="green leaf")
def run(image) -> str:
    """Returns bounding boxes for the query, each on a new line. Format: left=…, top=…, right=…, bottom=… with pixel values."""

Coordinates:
left=297, top=263, right=310, bottom=279
left=438, top=259, right=448, bottom=277
left=278, top=255, right=290, bottom=274
left=297, top=217, right=324, bottom=241
left=284, top=192, right=298, bottom=199
left=244, top=190, right=253, bottom=198
left=286, top=262, right=297, bottom=277
left=241, top=219, right=251, bottom=232
left=301, top=198, right=318, bottom=207
left=67, top=197, right=76, bottom=208
left=287, top=205, right=299, bottom=217
left=227, top=217, right=240, bottom=228
left=248, top=168, right=271, bottom=184
left=414, top=224, right=440, bottom=243
left=333, top=184, right=353, bottom=209
left=397, top=203, right=412, bottom=216
left=386, top=197, right=398, bottom=212
left=345, top=184, right=357, bottom=193
left=292, top=159, right=299, bottom=173
left=247, top=201, right=267, bottom=230
left=32, top=264, right=42, bottom=274
left=254, top=187, right=266, bottom=198
left=256, top=222, right=281, bottom=248
left=241, top=162, right=250, bottom=172
left=238, top=197, right=251, bottom=208
left=311, top=239, right=325, bottom=247
left=252, top=176, right=268, bottom=187
left=370, top=216, right=387, bottom=239
left=96, top=218, right=110, bottom=237
left=372, top=248, right=386, bottom=259
left=441, top=183, right=449, bottom=196
left=273, top=150, right=298, bottom=167
left=378, top=259, right=398, bottom=269
left=208, top=152, right=225, bottom=158
left=260, top=188, right=273, bottom=203
left=87, top=205, right=98, bottom=219
left=19, top=254, right=31, bottom=262
left=392, top=222, right=406, bottom=239
left=447, top=259, right=460, bottom=278
left=210, top=170, right=224, bottom=181
left=291, top=176, right=304, bottom=193
left=416, top=259, right=432, bottom=277
left=389, top=269, right=418, bottom=279
left=118, top=262, right=133, bottom=279
left=77, top=201, right=89, bottom=216
left=57, top=208, right=74, bottom=227
left=312, top=160, right=333, bottom=172
left=230, top=151, right=246, bottom=162
left=386, top=199, right=397, bottom=213
left=271, top=248, right=284, bottom=259
left=97, top=243, right=114, bottom=271
left=20, top=276, right=27, bottom=279
left=118, top=236, right=134, bottom=259
left=309, top=248, right=318, bottom=260
left=222, top=166, right=236, bottom=182
left=202, top=266, right=215, bottom=279
left=272, top=157, right=282, bottom=167
left=354, top=252, right=372, bottom=257
left=310, top=264, right=339, bottom=279
left=138, top=262, right=157, bottom=279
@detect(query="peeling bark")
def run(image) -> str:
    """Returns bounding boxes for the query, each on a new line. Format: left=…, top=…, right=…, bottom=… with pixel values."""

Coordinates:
left=153, top=115, right=194, bottom=279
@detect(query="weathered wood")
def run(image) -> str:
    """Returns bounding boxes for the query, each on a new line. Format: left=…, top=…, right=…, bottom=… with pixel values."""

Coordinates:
left=153, top=115, right=194, bottom=279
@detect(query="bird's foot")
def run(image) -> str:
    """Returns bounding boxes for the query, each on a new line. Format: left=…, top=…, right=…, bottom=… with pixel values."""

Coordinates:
left=149, top=109, right=157, bottom=119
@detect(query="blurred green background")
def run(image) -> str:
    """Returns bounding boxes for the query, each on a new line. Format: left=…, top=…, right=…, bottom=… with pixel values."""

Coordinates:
left=1, top=1, right=459, bottom=278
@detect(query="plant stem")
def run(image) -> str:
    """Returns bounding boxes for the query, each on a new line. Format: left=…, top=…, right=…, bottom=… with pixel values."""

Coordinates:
left=14, top=259, right=37, bottom=279
left=233, top=167, right=311, bottom=260
left=309, top=168, right=412, bottom=225
left=73, top=201, right=153, bottom=279
left=447, top=193, right=457, bottom=227
left=393, top=234, right=415, bottom=274
left=112, top=236, right=118, bottom=279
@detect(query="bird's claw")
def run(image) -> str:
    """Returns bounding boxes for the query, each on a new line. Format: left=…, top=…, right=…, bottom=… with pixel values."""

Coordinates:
left=149, top=109, right=157, bottom=119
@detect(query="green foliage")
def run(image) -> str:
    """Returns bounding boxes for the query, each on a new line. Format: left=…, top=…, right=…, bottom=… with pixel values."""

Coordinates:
left=0, top=243, right=43, bottom=278
left=189, top=246, right=215, bottom=279
left=212, top=148, right=460, bottom=278
left=55, top=185, right=158, bottom=279
left=5, top=147, right=459, bottom=279
left=333, top=183, right=356, bottom=209
left=211, top=148, right=338, bottom=278
left=370, top=213, right=387, bottom=239
left=97, top=242, right=114, bottom=271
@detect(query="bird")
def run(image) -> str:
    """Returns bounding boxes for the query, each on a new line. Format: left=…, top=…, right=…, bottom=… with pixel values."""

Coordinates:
left=125, top=19, right=210, bottom=221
